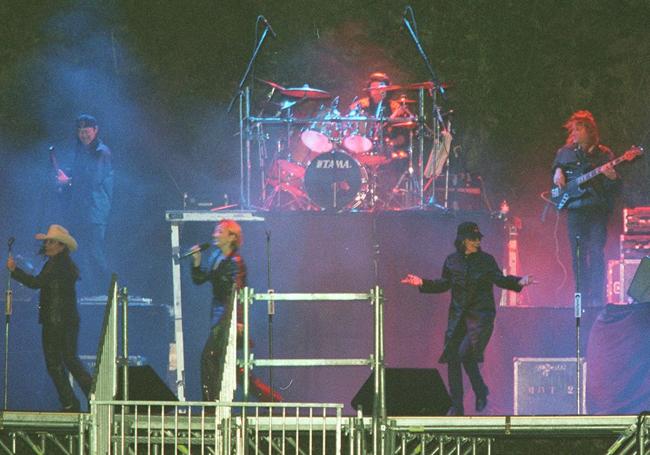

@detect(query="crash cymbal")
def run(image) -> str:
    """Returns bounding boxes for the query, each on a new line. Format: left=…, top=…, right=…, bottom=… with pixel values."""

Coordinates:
left=401, top=81, right=451, bottom=91
left=363, top=84, right=403, bottom=92
left=258, top=78, right=286, bottom=91
left=281, top=84, right=331, bottom=99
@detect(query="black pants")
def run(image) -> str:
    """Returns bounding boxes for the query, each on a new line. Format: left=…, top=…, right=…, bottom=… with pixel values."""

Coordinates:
left=567, top=207, right=609, bottom=305
left=74, top=222, right=109, bottom=296
left=42, top=320, right=93, bottom=410
left=445, top=322, right=489, bottom=415
left=200, top=314, right=232, bottom=401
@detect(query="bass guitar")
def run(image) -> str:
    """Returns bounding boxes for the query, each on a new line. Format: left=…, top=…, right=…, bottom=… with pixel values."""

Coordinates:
left=550, top=146, right=643, bottom=210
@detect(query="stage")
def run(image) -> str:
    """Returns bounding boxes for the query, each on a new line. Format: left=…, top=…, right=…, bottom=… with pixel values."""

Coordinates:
left=0, top=408, right=644, bottom=454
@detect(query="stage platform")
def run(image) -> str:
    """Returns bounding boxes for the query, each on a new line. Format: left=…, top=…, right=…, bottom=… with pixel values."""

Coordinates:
left=0, top=408, right=645, bottom=454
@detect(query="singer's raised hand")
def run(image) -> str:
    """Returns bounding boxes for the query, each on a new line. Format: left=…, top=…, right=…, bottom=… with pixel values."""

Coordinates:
left=6, top=254, right=16, bottom=272
left=191, top=247, right=202, bottom=267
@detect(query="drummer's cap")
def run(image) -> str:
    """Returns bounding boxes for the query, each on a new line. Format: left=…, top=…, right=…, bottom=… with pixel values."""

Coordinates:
left=368, top=72, right=391, bottom=87
left=76, top=114, right=98, bottom=129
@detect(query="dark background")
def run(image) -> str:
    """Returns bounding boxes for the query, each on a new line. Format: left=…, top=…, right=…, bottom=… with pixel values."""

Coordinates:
left=1, top=1, right=649, bottom=412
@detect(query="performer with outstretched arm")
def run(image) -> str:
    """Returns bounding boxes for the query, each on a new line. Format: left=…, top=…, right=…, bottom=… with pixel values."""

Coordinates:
left=401, top=221, right=535, bottom=416
left=6, top=225, right=92, bottom=412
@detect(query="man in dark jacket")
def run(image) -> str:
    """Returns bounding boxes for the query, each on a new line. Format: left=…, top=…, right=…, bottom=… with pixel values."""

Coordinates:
left=7, top=224, right=92, bottom=412
left=191, top=220, right=247, bottom=401
left=402, top=222, right=534, bottom=416
left=56, top=114, right=114, bottom=296
left=552, top=110, right=619, bottom=307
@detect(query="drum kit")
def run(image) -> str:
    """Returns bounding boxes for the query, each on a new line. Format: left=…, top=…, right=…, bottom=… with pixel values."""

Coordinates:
left=252, top=79, right=448, bottom=212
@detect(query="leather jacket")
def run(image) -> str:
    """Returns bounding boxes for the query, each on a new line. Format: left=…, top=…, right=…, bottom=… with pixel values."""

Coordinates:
left=11, top=252, right=80, bottom=326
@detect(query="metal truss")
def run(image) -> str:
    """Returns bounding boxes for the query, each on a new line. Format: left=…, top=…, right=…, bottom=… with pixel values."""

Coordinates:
left=606, top=414, right=649, bottom=455
left=386, top=431, right=493, bottom=455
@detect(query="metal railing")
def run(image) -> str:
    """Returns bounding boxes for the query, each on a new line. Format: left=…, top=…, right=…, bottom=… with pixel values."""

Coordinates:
left=239, top=286, right=385, bottom=453
left=88, top=276, right=120, bottom=455
left=90, top=400, right=344, bottom=454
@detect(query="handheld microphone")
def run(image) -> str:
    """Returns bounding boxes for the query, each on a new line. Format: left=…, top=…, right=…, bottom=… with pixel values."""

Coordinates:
left=261, top=16, right=277, bottom=38
left=175, top=242, right=212, bottom=262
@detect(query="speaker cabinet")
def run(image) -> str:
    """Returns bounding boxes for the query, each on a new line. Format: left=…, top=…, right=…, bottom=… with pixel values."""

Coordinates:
left=351, top=368, right=451, bottom=416
left=116, top=365, right=177, bottom=402
left=627, top=256, right=650, bottom=303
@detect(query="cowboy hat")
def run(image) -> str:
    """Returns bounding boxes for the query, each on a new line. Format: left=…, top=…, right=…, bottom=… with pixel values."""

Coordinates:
left=35, top=224, right=78, bottom=252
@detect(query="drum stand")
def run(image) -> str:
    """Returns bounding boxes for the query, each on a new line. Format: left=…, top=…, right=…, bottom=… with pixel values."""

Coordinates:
left=387, top=130, right=420, bottom=209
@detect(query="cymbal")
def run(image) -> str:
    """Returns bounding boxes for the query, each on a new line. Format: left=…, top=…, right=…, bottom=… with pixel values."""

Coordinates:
left=258, top=78, right=286, bottom=91
left=257, top=79, right=331, bottom=99
left=390, top=120, right=417, bottom=129
left=401, top=81, right=451, bottom=91
left=363, top=84, right=404, bottom=92
left=281, top=84, right=331, bottom=99
left=395, top=95, right=417, bottom=104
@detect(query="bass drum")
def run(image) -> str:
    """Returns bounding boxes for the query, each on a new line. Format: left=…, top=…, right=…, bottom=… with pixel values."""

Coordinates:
left=304, top=149, right=368, bottom=211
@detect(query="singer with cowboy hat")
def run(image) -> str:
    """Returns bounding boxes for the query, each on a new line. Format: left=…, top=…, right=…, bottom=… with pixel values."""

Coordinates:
left=6, top=224, right=92, bottom=412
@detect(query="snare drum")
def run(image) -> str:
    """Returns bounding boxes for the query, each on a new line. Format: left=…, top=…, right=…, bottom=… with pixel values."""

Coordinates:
left=304, top=149, right=368, bottom=211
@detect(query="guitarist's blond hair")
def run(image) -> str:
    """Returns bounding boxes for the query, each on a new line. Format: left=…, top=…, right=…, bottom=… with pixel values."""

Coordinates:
left=564, top=110, right=600, bottom=146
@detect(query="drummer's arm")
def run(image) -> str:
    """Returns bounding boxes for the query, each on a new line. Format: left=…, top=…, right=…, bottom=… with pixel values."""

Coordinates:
left=389, top=100, right=409, bottom=119
left=349, top=97, right=369, bottom=111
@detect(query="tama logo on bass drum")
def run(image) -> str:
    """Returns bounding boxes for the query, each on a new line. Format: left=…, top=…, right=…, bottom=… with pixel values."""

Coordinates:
left=315, top=158, right=353, bottom=169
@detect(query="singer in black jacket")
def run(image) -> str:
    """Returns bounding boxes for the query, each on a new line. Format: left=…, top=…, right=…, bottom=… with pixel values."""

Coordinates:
left=7, top=225, right=92, bottom=412
left=191, top=220, right=246, bottom=401
left=402, top=222, right=534, bottom=416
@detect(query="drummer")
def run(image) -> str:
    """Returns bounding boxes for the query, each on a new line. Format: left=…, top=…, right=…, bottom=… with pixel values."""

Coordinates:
left=349, top=72, right=409, bottom=119
left=349, top=72, right=413, bottom=155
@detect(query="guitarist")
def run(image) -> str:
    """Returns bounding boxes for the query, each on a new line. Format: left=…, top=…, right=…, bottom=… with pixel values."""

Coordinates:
left=55, top=114, right=113, bottom=296
left=552, top=110, right=619, bottom=307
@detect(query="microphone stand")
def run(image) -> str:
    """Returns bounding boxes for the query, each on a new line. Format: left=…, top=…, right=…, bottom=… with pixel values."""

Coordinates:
left=265, top=230, right=275, bottom=401
left=402, top=8, right=447, bottom=210
left=574, top=235, right=583, bottom=414
left=228, top=17, right=274, bottom=209
left=3, top=238, right=15, bottom=410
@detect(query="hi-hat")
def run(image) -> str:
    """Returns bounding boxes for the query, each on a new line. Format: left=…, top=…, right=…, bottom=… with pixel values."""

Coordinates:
left=395, top=95, right=417, bottom=104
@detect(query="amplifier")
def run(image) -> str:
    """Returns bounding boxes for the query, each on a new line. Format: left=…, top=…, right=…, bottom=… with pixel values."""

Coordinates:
left=624, top=207, right=650, bottom=235
left=513, top=357, right=586, bottom=415
left=620, top=235, right=650, bottom=259
left=77, top=297, right=172, bottom=376
left=607, top=259, right=641, bottom=304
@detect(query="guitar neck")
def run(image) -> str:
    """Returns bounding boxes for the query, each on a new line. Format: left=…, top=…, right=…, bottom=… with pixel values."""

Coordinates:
left=575, top=155, right=624, bottom=185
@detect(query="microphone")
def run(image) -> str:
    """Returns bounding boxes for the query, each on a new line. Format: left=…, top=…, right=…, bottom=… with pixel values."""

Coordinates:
left=175, top=242, right=212, bottom=262
left=8, top=237, right=15, bottom=250
left=261, top=16, right=277, bottom=38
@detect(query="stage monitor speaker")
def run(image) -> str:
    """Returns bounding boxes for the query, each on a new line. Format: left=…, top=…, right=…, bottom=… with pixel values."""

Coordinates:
left=627, top=256, right=650, bottom=303
left=351, top=368, right=451, bottom=416
left=116, top=365, right=177, bottom=402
